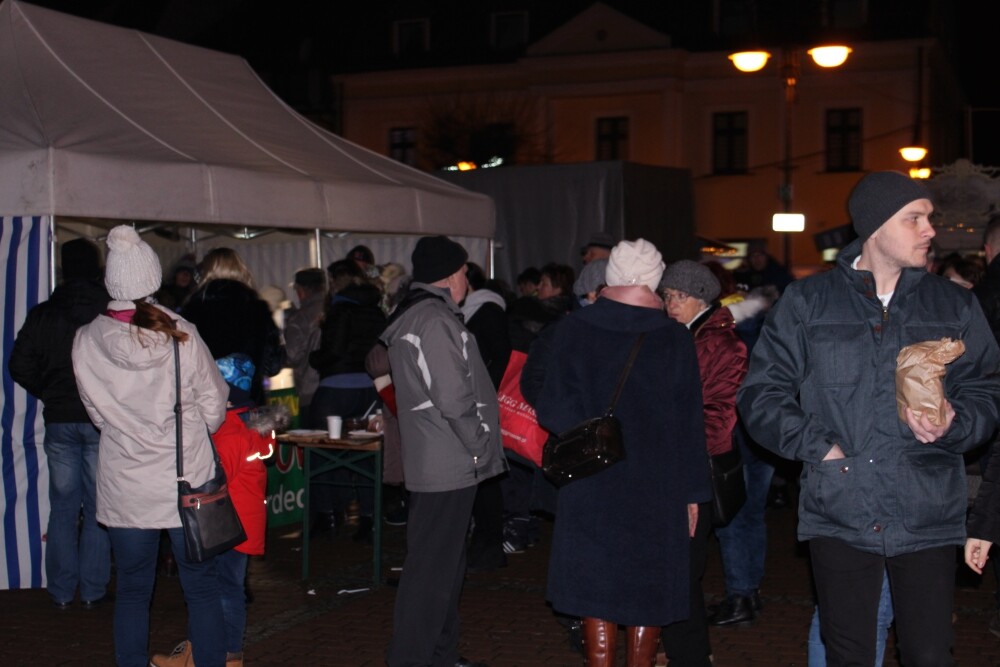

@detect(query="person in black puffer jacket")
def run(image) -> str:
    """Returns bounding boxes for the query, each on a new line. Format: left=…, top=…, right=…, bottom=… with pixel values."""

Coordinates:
left=8, top=238, right=113, bottom=609
left=180, top=248, right=285, bottom=406
left=307, top=259, right=386, bottom=540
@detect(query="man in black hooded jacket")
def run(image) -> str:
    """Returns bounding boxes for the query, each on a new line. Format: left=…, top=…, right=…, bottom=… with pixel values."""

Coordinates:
left=8, top=238, right=112, bottom=609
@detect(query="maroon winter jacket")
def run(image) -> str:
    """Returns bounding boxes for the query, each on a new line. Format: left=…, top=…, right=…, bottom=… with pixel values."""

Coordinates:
left=691, top=306, right=748, bottom=456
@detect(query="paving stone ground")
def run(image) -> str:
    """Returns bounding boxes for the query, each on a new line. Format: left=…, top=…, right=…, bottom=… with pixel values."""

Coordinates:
left=2, top=505, right=999, bottom=666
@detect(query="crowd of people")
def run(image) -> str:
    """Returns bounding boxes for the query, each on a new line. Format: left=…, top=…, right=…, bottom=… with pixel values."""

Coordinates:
left=9, top=170, right=1000, bottom=667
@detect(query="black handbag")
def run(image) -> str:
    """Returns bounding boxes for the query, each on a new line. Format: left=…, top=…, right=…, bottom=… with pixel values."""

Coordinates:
left=173, top=339, right=246, bottom=563
left=541, top=334, right=645, bottom=487
left=708, top=442, right=747, bottom=528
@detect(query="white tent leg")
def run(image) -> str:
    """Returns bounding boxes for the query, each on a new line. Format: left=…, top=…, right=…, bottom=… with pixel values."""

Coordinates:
left=314, top=229, right=322, bottom=268
left=48, top=216, right=56, bottom=295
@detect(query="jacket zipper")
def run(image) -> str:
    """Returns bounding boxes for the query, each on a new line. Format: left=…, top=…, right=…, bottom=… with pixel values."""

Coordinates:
left=473, top=455, right=479, bottom=478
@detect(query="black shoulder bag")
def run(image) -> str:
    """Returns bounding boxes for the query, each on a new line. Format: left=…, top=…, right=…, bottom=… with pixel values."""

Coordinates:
left=174, top=338, right=246, bottom=562
left=541, top=333, right=645, bottom=487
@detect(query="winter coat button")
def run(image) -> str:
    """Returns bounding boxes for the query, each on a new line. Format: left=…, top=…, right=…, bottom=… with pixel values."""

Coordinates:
left=873, top=524, right=882, bottom=533
left=839, top=465, right=849, bottom=473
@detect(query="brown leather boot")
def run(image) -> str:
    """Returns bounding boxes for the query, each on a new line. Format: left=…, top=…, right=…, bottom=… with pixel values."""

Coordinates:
left=625, top=626, right=661, bottom=667
left=583, top=617, right=618, bottom=666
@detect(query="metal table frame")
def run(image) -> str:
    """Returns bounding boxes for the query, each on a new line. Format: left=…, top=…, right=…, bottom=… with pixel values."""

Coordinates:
left=278, top=433, right=383, bottom=586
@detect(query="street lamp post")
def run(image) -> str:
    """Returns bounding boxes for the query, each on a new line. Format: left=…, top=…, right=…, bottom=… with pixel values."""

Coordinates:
left=730, top=45, right=851, bottom=271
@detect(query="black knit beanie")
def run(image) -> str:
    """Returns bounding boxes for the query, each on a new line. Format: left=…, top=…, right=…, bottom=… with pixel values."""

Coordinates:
left=848, top=171, right=931, bottom=242
left=411, top=236, right=468, bottom=284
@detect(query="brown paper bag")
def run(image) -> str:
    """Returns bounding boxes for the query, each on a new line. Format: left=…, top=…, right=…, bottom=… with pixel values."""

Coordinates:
left=895, top=338, right=965, bottom=425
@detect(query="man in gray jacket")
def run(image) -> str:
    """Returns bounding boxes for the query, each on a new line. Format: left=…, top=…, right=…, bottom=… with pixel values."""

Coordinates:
left=738, top=171, right=1000, bottom=667
left=382, top=235, right=506, bottom=667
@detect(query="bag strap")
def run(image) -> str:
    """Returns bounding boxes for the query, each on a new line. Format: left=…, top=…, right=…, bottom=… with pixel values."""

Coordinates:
left=173, top=338, right=185, bottom=482
left=604, top=332, right=646, bottom=416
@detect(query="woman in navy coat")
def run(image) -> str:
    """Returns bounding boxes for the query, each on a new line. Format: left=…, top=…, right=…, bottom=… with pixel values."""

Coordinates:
left=525, top=240, right=711, bottom=666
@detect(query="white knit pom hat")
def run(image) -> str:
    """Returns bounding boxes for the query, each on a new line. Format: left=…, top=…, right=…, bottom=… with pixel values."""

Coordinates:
left=605, top=238, right=665, bottom=291
left=104, top=225, right=162, bottom=301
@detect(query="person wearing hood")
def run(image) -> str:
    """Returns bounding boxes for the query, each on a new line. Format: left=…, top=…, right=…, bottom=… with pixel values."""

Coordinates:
left=8, top=238, right=112, bottom=610
left=71, top=225, right=229, bottom=667
left=525, top=239, right=711, bottom=666
left=461, top=262, right=512, bottom=573
left=381, top=236, right=506, bottom=667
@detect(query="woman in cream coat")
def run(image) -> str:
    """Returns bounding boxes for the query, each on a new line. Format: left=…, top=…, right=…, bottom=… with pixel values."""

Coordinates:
left=72, top=226, right=229, bottom=667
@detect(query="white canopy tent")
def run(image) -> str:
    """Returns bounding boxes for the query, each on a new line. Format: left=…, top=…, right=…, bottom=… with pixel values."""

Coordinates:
left=0, top=0, right=494, bottom=589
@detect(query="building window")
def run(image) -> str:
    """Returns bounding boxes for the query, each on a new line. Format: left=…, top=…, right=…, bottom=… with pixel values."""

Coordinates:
left=491, top=11, right=528, bottom=52
left=826, top=108, right=862, bottom=172
left=393, top=19, right=429, bottom=56
left=596, top=117, right=629, bottom=161
left=712, top=111, right=748, bottom=174
left=389, top=127, right=417, bottom=166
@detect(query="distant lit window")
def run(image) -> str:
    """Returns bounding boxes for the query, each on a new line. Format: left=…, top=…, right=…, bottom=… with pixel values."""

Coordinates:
left=491, top=11, right=528, bottom=52
left=393, top=19, right=429, bottom=56
left=389, top=127, right=417, bottom=166
left=826, top=108, right=862, bottom=172
left=712, top=111, right=748, bottom=174
left=596, top=117, right=629, bottom=161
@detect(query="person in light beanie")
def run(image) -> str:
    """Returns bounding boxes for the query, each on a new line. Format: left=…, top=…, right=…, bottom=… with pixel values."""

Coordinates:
left=524, top=238, right=711, bottom=665
left=72, top=225, right=229, bottom=667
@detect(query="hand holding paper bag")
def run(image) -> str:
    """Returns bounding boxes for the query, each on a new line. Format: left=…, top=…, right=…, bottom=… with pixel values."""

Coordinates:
left=896, top=338, right=965, bottom=427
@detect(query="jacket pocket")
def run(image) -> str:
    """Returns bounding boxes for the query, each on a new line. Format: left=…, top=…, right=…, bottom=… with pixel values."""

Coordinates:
left=898, top=452, right=966, bottom=533
left=801, top=455, right=860, bottom=533
left=806, top=323, right=866, bottom=386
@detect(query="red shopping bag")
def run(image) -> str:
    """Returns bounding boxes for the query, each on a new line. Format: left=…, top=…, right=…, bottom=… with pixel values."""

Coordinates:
left=497, top=350, right=549, bottom=466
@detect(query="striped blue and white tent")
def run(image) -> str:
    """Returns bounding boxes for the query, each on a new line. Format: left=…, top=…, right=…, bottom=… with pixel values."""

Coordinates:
left=0, top=216, right=50, bottom=589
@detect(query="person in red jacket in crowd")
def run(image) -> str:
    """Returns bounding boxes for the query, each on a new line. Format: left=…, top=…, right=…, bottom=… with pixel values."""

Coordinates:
left=151, top=354, right=276, bottom=667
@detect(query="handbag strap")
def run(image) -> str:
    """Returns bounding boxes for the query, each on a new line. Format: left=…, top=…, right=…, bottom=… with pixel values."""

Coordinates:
left=604, top=333, right=646, bottom=416
left=173, top=338, right=185, bottom=481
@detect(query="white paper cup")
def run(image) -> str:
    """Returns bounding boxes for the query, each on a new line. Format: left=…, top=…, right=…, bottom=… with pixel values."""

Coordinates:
left=327, top=416, right=343, bottom=439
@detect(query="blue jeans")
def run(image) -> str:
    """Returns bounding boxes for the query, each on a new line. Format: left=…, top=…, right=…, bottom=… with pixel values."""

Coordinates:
left=808, top=569, right=894, bottom=667
left=714, top=427, right=774, bottom=596
left=216, top=549, right=249, bottom=654
left=109, top=527, right=226, bottom=667
left=43, top=422, right=111, bottom=603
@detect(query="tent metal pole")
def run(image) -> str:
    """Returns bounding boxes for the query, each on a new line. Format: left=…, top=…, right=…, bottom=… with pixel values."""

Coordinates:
left=488, top=239, right=495, bottom=279
left=48, top=216, right=56, bottom=295
left=314, top=229, right=322, bottom=268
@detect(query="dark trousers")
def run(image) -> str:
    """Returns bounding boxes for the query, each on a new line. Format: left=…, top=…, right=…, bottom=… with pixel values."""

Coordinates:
left=660, top=502, right=712, bottom=667
left=467, top=475, right=505, bottom=569
left=386, top=485, right=478, bottom=667
left=811, top=537, right=956, bottom=667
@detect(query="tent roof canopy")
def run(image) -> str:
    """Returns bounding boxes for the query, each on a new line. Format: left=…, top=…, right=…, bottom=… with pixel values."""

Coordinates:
left=0, top=0, right=494, bottom=238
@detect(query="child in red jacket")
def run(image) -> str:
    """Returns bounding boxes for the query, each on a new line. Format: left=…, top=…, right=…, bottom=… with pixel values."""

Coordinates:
left=151, top=354, right=279, bottom=667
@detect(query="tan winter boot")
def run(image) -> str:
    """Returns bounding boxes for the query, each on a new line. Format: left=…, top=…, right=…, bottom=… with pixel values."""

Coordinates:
left=582, top=617, right=618, bottom=667
left=149, top=640, right=193, bottom=667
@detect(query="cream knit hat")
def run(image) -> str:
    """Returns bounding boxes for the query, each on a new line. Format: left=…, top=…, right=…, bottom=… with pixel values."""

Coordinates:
left=104, top=225, right=162, bottom=301
left=605, top=238, right=665, bottom=291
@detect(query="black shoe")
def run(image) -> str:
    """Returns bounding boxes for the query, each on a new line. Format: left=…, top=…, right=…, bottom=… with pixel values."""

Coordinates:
left=456, top=659, right=488, bottom=667
left=81, top=592, right=113, bottom=610
left=310, top=510, right=339, bottom=538
left=708, top=595, right=755, bottom=626
left=466, top=552, right=507, bottom=574
left=352, top=515, right=373, bottom=544
left=750, top=589, right=763, bottom=613
left=52, top=599, right=72, bottom=611
left=566, top=618, right=584, bottom=654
